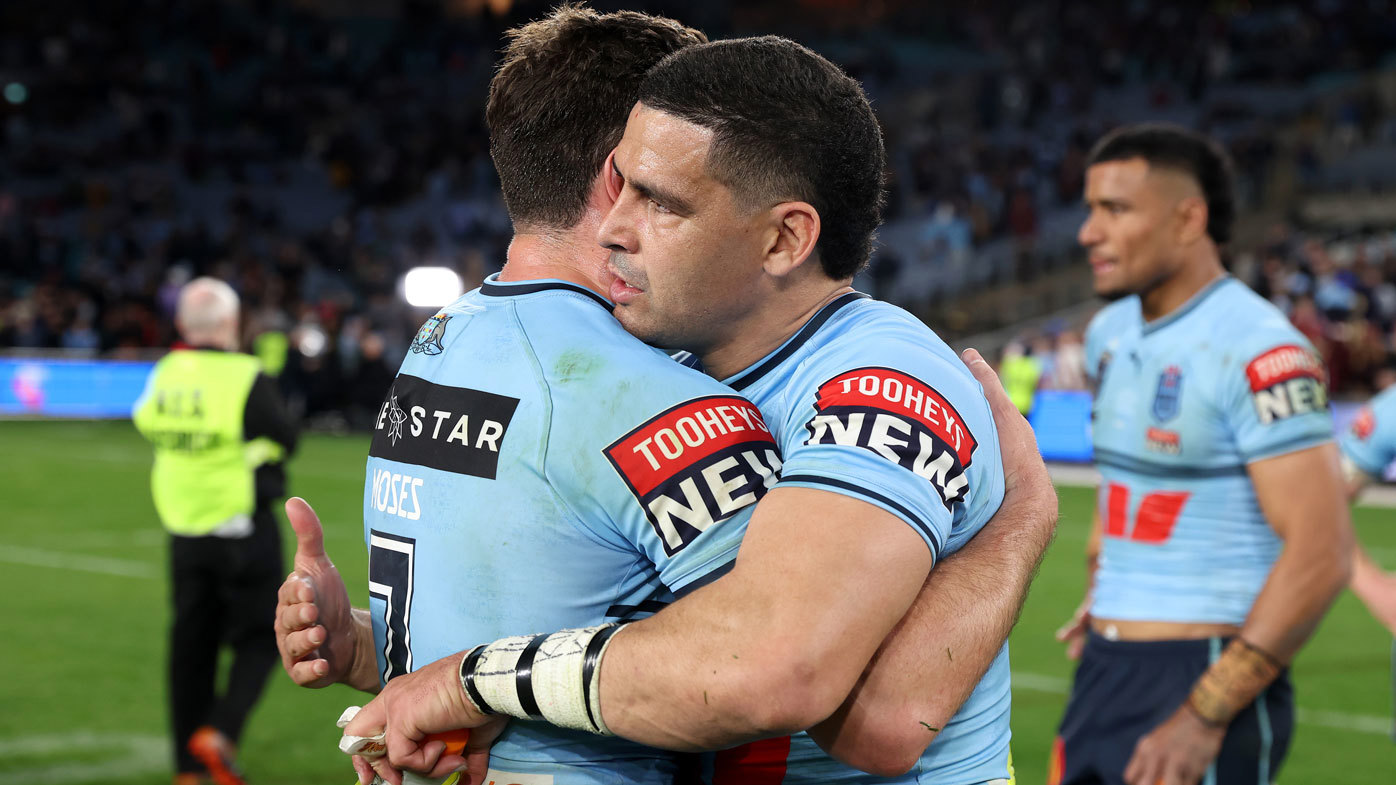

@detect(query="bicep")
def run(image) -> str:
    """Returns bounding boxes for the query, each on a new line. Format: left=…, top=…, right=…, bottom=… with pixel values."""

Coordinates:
left=1247, top=443, right=1348, bottom=541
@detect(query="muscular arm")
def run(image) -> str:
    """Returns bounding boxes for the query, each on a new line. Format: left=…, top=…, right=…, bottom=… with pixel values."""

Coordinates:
left=596, top=486, right=932, bottom=750
left=1342, top=459, right=1396, bottom=633
left=1243, top=443, right=1354, bottom=663
left=805, top=348, right=1060, bottom=775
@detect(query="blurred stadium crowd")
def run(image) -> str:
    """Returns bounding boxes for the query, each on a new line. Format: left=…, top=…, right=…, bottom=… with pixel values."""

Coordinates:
left=4, top=0, right=1396, bottom=424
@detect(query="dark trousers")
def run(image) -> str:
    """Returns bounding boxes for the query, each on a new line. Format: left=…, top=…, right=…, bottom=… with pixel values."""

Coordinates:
left=1051, top=633, right=1293, bottom=785
left=168, top=508, right=283, bottom=773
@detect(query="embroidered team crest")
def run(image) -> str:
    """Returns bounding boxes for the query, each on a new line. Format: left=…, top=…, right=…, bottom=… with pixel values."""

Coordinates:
left=1152, top=366, right=1183, bottom=422
left=411, top=313, right=451, bottom=355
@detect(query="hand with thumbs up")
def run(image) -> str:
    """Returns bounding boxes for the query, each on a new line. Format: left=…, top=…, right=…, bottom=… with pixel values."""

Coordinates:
left=275, top=497, right=380, bottom=692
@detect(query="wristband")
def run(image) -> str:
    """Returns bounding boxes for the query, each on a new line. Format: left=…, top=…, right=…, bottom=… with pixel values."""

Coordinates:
left=458, top=623, right=629, bottom=735
left=1186, top=638, right=1283, bottom=727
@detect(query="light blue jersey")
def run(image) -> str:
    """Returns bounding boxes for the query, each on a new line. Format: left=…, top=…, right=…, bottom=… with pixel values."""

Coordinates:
left=1086, top=276, right=1333, bottom=624
left=364, top=276, right=780, bottom=783
left=696, top=292, right=1012, bottom=785
left=1339, top=385, right=1396, bottom=479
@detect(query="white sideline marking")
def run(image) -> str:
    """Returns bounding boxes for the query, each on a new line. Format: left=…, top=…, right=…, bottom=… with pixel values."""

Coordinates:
left=0, top=545, right=159, bottom=579
left=1011, top=670, right=1392, bottom=736
left=0, top=732, right=165, bottom=784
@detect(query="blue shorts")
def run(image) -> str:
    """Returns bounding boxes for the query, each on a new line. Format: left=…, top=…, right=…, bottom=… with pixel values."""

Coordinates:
left=1049, top=633, right=1293, bottom=785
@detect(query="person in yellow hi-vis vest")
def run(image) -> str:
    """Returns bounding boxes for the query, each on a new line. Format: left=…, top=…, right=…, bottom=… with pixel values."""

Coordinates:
left=998, top=341, right=1043, bottom=417
left=133, top=277, right=298, bottom=785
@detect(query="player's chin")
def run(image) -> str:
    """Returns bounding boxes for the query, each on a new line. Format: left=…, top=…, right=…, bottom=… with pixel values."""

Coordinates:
left=1093, top=279, right=1133, bottom=302
left=612, top=306, right=657, bottom=341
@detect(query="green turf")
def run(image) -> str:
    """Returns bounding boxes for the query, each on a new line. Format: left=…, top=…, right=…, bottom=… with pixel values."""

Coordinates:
left=0, top=420, right=1391, bottom=783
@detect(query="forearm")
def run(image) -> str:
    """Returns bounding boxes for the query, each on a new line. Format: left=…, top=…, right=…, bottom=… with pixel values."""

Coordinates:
left=596, top=491, right=929, bottom=750
left=1184, top=532, right=1350, bottom=728
left=1240, top=532, right=1352, bottom=663
left=1349, top=544, right=1386, bottom=607
left=598, top=564, right=916, bottom=750
left=344, top=607, right=382, bottom=694
left=806, top=489, right=1057, bottom=772
left=598, top=586, right=821, bottom=749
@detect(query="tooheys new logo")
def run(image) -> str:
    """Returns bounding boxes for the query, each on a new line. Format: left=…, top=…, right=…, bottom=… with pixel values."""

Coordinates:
left=806, top=367, right=977, bottom=509
left=370, top=374, right=520, bottom=479
left=1246, top=345, right=1328, bottom=425
left=606, top=396, right=781, bottom=556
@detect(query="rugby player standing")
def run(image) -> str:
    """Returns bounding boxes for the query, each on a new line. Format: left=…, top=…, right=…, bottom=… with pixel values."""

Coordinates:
left=341, top=36, right=1057, bottom=785
left=1049, top=125, right=1353, bottom=785
left=279, top=19, right=1057, bottom=785
left=1337, top=390, right=1396, bottom=635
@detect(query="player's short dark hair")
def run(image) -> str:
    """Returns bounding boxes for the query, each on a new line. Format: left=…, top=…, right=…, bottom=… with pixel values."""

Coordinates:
left=638, top=36, right=886, bottom=280
left=487, top=4, right=705, bottom=231
left=1087, top=124, right=1236, bottom=246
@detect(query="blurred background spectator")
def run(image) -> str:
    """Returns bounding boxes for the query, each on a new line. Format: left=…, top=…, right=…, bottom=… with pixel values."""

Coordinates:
left=5, top=0, right=1396, bottom=427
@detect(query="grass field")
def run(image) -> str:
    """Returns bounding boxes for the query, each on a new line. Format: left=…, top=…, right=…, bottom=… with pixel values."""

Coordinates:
left=1, top=420, right=1391, bottom=784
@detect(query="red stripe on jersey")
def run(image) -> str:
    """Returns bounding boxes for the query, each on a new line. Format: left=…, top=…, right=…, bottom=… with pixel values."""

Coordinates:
left=1104, top=483, right=1129, bottom=538
left=1131, top=490, right=1190, bottom=544
left=814, top=367, right=976, bottom=465
left=606, top=396, right=775, bottom=497
left=712, top=736, right=791, bottom=785
left=1245, top=345, right=1324, bottom=392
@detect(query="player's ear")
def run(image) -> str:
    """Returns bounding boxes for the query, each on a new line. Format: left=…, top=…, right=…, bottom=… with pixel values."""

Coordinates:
left=1176, top=195, right=1209, bottom=246
left=762, top=201, right=821, bottom=278
left=602, top=150, right=623, bottom=205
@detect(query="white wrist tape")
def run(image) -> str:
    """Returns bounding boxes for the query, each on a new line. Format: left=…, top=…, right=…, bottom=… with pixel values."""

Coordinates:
left=458, top=623, right=628, bottom=735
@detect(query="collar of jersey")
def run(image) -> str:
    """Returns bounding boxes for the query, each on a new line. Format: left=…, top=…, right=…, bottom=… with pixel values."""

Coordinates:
left=723, top=291, right=870, bottom=391
left=478, top=273, right=612, bottom=310
left=1140, top=274, right=1233, bottom=336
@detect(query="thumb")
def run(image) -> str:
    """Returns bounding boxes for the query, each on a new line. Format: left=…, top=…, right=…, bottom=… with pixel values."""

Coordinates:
left=961, top=347, right=1017, bottom=422
left=285, top=496, right=327, bottom=562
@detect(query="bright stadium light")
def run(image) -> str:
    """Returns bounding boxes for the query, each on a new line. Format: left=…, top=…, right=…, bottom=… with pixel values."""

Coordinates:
left=403, top=266, right=464, bottom=307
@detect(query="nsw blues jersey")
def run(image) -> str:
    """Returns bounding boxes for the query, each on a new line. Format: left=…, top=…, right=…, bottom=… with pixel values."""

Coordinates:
left=700, top=292, right=1011, bottom=785
left=1086, top=276, right=1333, bottom=624
left=1339, top=384, right=1396, bottom=479
left=364, top=276, right=779, bottom=783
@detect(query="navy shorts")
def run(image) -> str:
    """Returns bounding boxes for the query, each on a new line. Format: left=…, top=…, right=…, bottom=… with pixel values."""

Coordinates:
left=1049, top=632, right=1293, bottom=785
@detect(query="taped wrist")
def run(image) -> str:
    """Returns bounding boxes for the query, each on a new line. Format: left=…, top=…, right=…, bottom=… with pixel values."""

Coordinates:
left=458, top=623, right=629, bottom=735
left=1186, top=637, right=1283, bottom=727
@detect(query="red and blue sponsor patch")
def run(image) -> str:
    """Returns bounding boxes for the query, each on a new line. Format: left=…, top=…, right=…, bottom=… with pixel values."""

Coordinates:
left=605, top=396, right=781, bottom=555
left=804, top=367, right=976, bottom=509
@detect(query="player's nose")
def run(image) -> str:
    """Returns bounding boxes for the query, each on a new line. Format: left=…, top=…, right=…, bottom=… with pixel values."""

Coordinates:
left=1077, top=213, right=1102, bottom=248
left=597, top=198, right=637, bottom=254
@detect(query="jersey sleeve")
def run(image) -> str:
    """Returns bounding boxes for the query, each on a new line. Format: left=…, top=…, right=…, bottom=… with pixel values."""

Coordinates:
left=1339, top=386, right=1396, bottom=477
left=1220, top=332, right=1334, bottom=463
left=774, top=348, right=1004, bottom=563
left=549, top=370, right=779, bottom=596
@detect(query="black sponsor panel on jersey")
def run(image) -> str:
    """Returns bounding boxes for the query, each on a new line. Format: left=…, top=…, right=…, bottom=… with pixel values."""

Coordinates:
left=805, top=367, right=977, bottom=510
left=369, top=374, right=519, bottom=479
left=605, top=395, right=781, bottom=556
